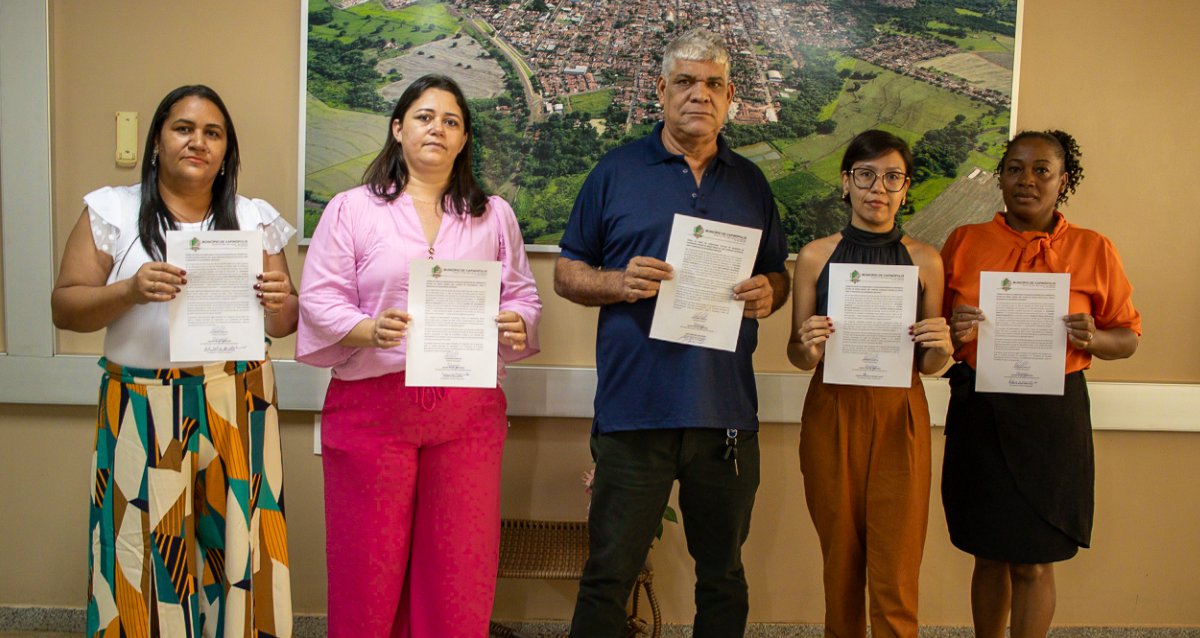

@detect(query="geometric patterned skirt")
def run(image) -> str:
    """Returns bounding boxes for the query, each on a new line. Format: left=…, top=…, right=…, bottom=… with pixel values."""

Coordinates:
left=87, top=357, right=291, bottom=638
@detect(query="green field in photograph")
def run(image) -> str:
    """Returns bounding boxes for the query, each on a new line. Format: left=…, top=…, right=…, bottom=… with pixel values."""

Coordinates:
left=307, top=154, right=376, bottom=202
left=835, top=61, right=992, bottom=135
left=512, top=172, right=589, bottom=244
left=951, top=32, right=1014, bottom=53
left=965, top=151, right=999, bottom=174
left=928, top=21, right=1015, bottom=53
left=299, top=0, right=1017, bottom=244
left=907, top=175, right=954, bottom=210
left=771, top=170, right=835, bottom=203
left=568, top=89, right=615, bottom=115
left=737, top=141, right=796, bottom=180
left=779, top=61, right=993, bottom=184
left=754, top=157, right=795, bottom=182
left=304, top=94, right=387, bottom=176
left=737, top=142, right=775, bottom=159
left=309, top=0, right=458, bottom=46
left=919, top=52, right=1013, bottom=94
left=304, top=92, right=385, bottom=201
left=815, top=53, right=858, bottom=121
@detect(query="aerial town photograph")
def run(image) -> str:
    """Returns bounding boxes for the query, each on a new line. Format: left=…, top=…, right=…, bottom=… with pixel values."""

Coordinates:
left=303, top=0, right=1016, bottom=250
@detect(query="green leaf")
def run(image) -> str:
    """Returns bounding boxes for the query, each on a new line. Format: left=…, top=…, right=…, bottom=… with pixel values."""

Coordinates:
left=662, top=506, right=679, bottom=524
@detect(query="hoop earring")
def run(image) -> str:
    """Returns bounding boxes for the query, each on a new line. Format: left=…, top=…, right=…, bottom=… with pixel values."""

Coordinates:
left=151, top=150, right=158, bottom=168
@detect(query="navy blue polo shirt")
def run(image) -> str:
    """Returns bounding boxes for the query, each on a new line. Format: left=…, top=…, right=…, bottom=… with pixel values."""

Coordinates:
left=560, top=122, right=788, bottom=434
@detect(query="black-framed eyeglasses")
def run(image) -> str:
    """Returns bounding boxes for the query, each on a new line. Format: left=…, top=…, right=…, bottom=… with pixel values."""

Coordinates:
left=845, top=168, right=909, bottom=192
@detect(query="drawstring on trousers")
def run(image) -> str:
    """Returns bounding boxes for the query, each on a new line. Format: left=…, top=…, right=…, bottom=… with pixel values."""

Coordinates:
left=413, top=386, right=447, bottom=412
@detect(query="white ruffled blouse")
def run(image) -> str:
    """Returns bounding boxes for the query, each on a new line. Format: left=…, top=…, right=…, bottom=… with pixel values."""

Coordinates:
left=84, top=184, right=296, bottom=369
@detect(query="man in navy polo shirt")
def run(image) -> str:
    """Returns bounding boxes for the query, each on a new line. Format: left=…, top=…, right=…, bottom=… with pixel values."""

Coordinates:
left=555, top=28, right=790, bottom=637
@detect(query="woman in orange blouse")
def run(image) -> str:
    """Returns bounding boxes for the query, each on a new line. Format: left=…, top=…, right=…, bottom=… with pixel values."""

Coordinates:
left=940, top=130, right=1141, bottom=638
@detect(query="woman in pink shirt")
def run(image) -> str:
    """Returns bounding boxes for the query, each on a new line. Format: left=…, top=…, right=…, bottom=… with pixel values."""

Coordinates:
left=297, top=75, right=541, bottom=638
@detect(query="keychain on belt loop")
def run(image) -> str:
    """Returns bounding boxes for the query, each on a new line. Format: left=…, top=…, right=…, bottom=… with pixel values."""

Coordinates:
left=723, top=428, right=739, bottom=476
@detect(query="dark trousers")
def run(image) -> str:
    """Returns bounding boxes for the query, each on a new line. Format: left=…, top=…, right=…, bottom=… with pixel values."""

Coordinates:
left=569, top=428, right=760, bottom=638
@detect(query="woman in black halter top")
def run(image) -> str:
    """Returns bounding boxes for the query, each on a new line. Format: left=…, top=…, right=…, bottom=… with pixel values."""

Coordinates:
left=787, top=130, right=953, bottom=638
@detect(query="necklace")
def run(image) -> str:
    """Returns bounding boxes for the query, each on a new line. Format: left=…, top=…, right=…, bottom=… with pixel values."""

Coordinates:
left=406, top=192, right=443, bottom=259
left=168, top=205, right=212, bottom=225
left=408, top=193, right=444, bottom=211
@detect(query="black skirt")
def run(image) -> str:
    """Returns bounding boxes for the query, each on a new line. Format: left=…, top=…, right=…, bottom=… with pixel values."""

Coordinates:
left=941, top=363, right=1093, bottom=564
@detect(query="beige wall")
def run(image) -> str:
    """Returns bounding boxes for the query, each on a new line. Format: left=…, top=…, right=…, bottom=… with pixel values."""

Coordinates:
left=2, top=404, right=1199, bottom=625
left=2, top=0, right=1198, bottom=627
left=1011, top=0, right=1200, bottom=383
left=1, top=189, right=6, bottom=352
left=49, top=0, right=302, bottom=359
left=500, top=421, right=1200, bottom=626
left=43, top=0, right=1200, bottom=381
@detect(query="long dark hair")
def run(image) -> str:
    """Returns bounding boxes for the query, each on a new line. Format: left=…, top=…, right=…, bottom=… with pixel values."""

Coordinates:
left=138, top=85, right=240, bottom=260
left=361, top=74, right=488, bottom=217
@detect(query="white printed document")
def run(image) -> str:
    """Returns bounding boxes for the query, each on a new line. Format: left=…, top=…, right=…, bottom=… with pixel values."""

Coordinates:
left=650, top=214, right=762, bottom=352
left=405, top=259, right=501, bottom=388
left=976, top=271, right=1069, bottom=395
left=167, top=230, right=264, bottom=362
left=823, top=263, right=918, bottom=387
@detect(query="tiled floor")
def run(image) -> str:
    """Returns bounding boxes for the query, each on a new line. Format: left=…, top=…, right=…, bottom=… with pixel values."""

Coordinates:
left=3, top=629, right=1200, bottom=637
left=3, top=625, right=1200, bottom=638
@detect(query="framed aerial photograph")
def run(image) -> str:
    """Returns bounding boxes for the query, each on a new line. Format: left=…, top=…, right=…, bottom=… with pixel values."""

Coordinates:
left=299, top=0, right=1017, bottom=251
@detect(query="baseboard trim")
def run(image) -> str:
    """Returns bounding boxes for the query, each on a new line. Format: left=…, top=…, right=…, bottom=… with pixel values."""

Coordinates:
left=2, top=606, right=1196, bottom=637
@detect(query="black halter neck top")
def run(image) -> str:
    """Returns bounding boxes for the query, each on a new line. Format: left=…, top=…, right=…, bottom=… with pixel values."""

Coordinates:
left=815, top=224, right=915, bottom=316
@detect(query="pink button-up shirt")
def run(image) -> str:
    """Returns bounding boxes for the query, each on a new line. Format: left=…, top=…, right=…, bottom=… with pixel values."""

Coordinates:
left=297, top=186, right=541, bottom=381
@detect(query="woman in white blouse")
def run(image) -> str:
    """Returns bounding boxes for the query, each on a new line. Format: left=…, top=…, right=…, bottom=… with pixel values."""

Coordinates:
left=52, top=85, right=297, bottom=638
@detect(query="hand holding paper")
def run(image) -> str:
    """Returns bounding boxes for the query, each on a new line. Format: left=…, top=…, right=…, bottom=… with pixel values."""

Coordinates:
left=497, top=310, right=528, bottom=352
left=822, top=263, right=919, bottom=387
left=167, top=230, right=264, bottom=362
left=405, top=259, right=501, bottom=388
left=649, top=214, right=762, bottom=352
left=619, top=256, right=674, bottom=303
left=911, top=316, right=953, bottom=357
left=371, top=308, right=410, bottom=349
left=976, top=271, right=1070, bottom=395
left=796, top=314, right=834, bottom=352
left=949, top=304, right=985, bottom=348
left=255, top=270, right=292, bottom=315
left=1063, top=312, right=1096, bottom=351
left=128, top=261, right=185, bottom=304
left=733, top=274, right=775, bottom=318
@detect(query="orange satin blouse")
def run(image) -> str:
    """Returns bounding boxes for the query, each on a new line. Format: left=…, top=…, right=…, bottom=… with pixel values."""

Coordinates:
left=941, top=212, right=1142, bottom=373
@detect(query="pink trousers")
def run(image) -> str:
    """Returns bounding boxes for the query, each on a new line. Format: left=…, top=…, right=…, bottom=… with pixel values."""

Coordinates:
left=321, top=371, right=508, bottom=638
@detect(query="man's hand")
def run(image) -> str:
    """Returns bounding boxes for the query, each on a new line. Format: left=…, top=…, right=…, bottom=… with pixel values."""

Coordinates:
left=619, top=256, right=674, bottom=303
left=734, top=274, right=775, bottom=318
